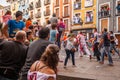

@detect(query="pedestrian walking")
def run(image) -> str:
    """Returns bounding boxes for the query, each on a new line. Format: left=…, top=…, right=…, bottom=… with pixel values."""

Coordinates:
left=99, top=28, right=113, bottom=66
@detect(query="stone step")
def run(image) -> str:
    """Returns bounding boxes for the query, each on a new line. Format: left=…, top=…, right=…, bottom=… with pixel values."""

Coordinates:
left=57, top=75, right=95, bottom=80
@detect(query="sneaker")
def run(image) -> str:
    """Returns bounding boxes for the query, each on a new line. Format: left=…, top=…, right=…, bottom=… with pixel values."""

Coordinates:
left=89, top=55, right=92, bottom=60
left=108, top=63, right=114, bottom=66
left=99, top=61, right=104, bottom=64
left=72, top=65, right=76, bottom=67
left=63, top=66, right=66, bottom=68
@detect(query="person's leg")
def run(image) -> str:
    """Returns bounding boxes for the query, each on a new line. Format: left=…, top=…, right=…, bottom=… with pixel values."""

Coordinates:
left=70, top=51, right=75, bottom=66
left=112, top=44, right=120, bottom=56
left=100, top=47, right=105, bottom=64
left=105, top=47, right=113, bottom=65
left=83, top=45, right=92, bottom=60
left=64, top=50, right=70, bottom=67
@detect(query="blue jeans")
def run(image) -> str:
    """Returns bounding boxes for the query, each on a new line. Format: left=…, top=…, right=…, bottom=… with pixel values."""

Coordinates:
left=101, top=46, right=113, bottom=64
left=0, top=75, right=17, bottom=80
left=64, top=49, right=75, bottom=66
left=110, top=43, right=119, bottom=55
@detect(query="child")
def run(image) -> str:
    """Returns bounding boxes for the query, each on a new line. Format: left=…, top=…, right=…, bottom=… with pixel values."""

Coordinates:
left=2, top=10, right=12, bottom=25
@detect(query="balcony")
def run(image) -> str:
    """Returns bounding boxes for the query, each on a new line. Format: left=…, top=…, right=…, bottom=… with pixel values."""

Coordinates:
left=35, top=12, right=41, bottom=18
left=35, top=2, right=41, bottom=8
left=73, top=17, right=83, bottom=25
left=98, top=11, right=111, bottom=19
left=44, top=11, right=50, bottom=16
left=116, top=5, right=120, bottom=16
left=74, top=2, right=81, bottom=10
left=29, top=3, right=33, bottom=10
left=44, top=0, right=50, bottom=5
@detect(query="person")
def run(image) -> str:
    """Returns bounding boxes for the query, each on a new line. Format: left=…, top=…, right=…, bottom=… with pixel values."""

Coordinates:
left=0, top=31, right=27, bottom=80
left=2, top=10, right=12, bottom=25
left=2, top=11, right=25, bottom=38
left=99, top=28, right=113, bottom=66
left=21, top=27, right=52, bottom=80
left=50, top=13, right=58, bottom=25
left=49, top=23, right=58, bottom=43
left=64, top=34, right=76, bottom=68
left=25, top=18, right=32, bottom=31
left=46, top=20, right=51, bottom=29
left=93, top=28, right=101, bottom=61
left=109, top=31, right=120, bottom=58
left=28, top=44, right=59, bottom=80
left=57, top=18, right=65, bottom=48
left=77, top=32, right=92, bottom=60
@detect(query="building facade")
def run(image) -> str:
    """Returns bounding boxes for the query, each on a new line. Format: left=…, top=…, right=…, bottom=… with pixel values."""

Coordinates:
left=18, top=0, right=29, bottom=19
left=72, top=0, right=97, bottom=38
left=53, top=0, right=73, bottom=32
left=7, top=0, right=19, bottom=19
left=28, top=0, right=54, bottom=25
left=98, top=0, right=120, bottom=47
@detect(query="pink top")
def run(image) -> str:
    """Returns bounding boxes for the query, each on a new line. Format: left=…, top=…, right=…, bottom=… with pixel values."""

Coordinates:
left=2, top=15, right=12, bottom=24
left=28, top=71, right=56, bottom=80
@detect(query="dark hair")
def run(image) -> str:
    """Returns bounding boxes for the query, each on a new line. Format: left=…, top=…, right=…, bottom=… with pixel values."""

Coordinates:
left=110, top=31, right=113, bottom=34
left=52, top=13, right=56, bottom=17
left=15, top=11, right=23, bottom=18
left=28, top=18, right=31, bottom=20
left=104, top=28, right=107, bottom=32
left=60, top=18, right=63, bottom=21
left=38, top=27, right=50, bottom=39
left=40, top=44, right=59, bottom=74
left=5, top=10, right=11, bottom=15
left=47, top=20, right=51, bottom=24
left=29, top=25, right=34, bottom=30
left=51, top=23, right=57, bottom=29
left=94, top=28, right=97, bottom=32
left=26, top=30, right=32, bottom=38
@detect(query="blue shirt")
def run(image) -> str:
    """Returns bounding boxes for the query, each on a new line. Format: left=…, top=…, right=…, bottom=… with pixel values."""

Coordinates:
left=49, top=30, right=57, bottom=43
left=8, top=20, right=25, bottom=35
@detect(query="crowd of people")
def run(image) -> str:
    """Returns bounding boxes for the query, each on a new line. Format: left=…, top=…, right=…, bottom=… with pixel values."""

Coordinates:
left=0, top=10, right=120, bottom=80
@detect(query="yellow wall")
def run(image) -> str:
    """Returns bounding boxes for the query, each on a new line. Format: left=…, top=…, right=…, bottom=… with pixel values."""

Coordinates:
left=73, top=0, right=97, bottom=30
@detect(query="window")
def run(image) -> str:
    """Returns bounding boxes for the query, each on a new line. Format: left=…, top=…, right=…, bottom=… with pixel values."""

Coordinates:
left=45, top=6, right=50, bottom=16
left=64, top=19, right=68, bottom=30
left=29, top=2, right=34, bottom=10
left=64, top=0, right=68, bottom=4
left=55, top=0, right=59, bottom=6
left=64, top=6, right=69, bottom=17
left=85, top=0, right=93, bottom=7
left=36, top=9, right=41, bottom=18
left=55, top=8, right=59, bottom=17
left=73, top=13, right=83, bottom=25
left=30, top=11, right=33, bottom=19
left=44, top=0, right=50, bottom=5
left=35, top=0, right=41, bottom=8
left=116, top=1, right=120, bottom=14
left=74, top=0, right=81, bottom=10
left=99, top=4, right=110, bottom=18
left=86, top=11, right=93, bottom=23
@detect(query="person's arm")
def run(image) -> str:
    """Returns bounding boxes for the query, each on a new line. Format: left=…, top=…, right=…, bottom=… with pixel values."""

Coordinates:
left=2, top=24, right=9, bottom=38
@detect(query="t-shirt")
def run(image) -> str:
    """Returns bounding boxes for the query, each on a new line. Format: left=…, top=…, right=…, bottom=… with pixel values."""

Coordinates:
left=49, top=30, right=57, bottom=43
left=102, top=32, right=110, bottom=46
left=8, top=20, right=25, bottom=36
left=94, top=32, right=99, bottom=43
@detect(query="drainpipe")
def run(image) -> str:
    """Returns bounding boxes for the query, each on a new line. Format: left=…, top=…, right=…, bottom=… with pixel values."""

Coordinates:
left=113, top=0, right=115, bottom=32
left=96, top=0, right=99, bottom=32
